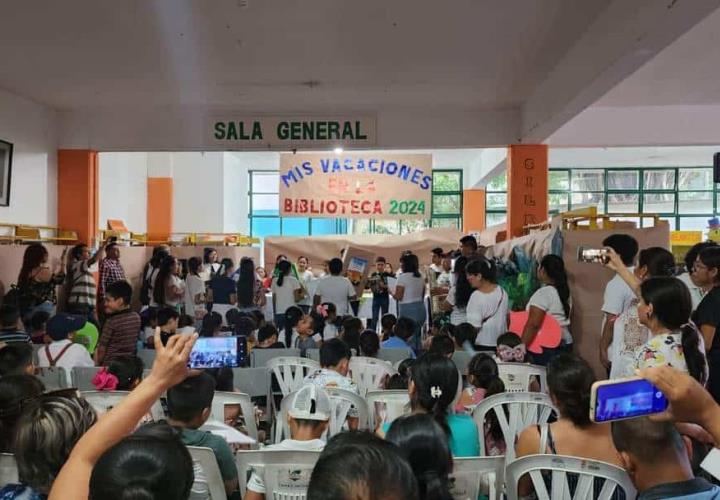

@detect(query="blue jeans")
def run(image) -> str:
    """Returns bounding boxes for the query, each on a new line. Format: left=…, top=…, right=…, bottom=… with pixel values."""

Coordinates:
left=370, top=295, right=389, bottom=331
left=398, top=301, right=426, bottom=351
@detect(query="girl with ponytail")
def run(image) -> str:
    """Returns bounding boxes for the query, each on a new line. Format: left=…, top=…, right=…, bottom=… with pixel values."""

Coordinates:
left=521, top=254, right=572, bottom=365
left=271, top=259, right=303, bottom=330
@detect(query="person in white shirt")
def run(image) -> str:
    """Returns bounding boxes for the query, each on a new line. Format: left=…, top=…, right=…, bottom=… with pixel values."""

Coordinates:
left=296, top=256, right=314, bottom=314
left=390, top=252, right=426, bottom=350
left=440, top=256, right=471, bottom=325
left=437, top=255, right=453, bottom=289
left=183, top=257, right=207, bottom=328
left=678, top=241, right=718, bottom=311
left=313, top=258, right=356, bottom=316
left=521, top=255, right=573, bottom=365
left=37, top=313, right=94, bottom=385
left=245, top=384, right=329, bottom=500
left=272, top=260, right=304, bottom=330
left=200, top=248, right=220, bottom=282
left=152, top=256, right=185, bottom=310
left=598, top=234, right=639, bottom=372
left=429, top=247, right=444, bottom=275
left=466, top=257, right=509, bottom=350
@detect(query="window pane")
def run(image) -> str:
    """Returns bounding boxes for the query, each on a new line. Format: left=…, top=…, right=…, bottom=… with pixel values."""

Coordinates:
left=351, top=219, right=372, bottom=235
left=486, top=173, right=507, bottom=192
left=643, top=170, right=676, bottom=190
left=643, top=193, right=675, bottom=214
left=572, top=170, right=604, bottom=191
left=311, top=218, right=339, bottom=235
left=281, top=218, right=309, bottom=236
left=608, top=193, right=639, bottom=213
left=679, top=191, right=714, bottom=214
left=486, top=212, right=507, bottom=227
left=549, top=170, right=570, bottom=191
left=679, top=217, right=710, bottom=231
left=549, top=193, right=569, bottom=213
left=486, top=193, right=507, bottom=210
left=432, top=194, right=461, bottom=215
left=571, top=192, right=605, bottom=212
left=607, top=170, right=639, bottom=190
left=431, top=218, right=460, bottom=229
left=251, top=217, right=280, bottom=238
left=251, top=194, right=279, bottom=215
left=251, top=172, right=279, bottom=193
left=432, top=171, right=461, bottom=192
left=678, top=168, right=713, bottom=191
left=401, top=219, right=430, bottom=234
left=642, top=216, right=675, bottom=229
left=373, top=220, right=400, bottom=235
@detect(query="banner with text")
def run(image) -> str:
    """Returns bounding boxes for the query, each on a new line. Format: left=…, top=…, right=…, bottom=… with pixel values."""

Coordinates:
left=280, top=153, right=433, bottom=220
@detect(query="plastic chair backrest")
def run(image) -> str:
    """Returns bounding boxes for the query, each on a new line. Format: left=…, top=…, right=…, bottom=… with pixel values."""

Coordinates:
left=497, top=362, right=547, bottom=393
left=0, top=453, right=18, bottom=488
left=472, top=392, right=557, bottom=461
left=231, top=367, right=269, bottom=397
left=236, top=450, right=321, bottom=497
left=348, top=356, right=395, bottom=396
left=263, top=462, right=316, bottom=500
left=80, top=390, right=165, bottom=421
left=325, top=387, right=370, bottom=437
left=187, top=446, right=228, bottom=500
left=305, top=349, right=320, bottom=363
left=36, top=366, right=69, bottom=390
left=450, top=456, right=505, bottom=500
left=137, top=348, right=156, bottom=368
left=211, top=391, right=258, bottom=442
left=505, top=454, right=636, bottom=500
left=251, top=348, right=301, bottom=368
left=376, top=348, right=414, bottom=365
left=266, top=357, right=319, bottom=396
left=365, top=390, right=411, bottom=430
left=71, top=366, right=102, bottom=391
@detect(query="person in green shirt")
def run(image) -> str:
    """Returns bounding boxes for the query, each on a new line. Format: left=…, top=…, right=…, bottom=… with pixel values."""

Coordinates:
left=167, top=372, right=239, bottom=498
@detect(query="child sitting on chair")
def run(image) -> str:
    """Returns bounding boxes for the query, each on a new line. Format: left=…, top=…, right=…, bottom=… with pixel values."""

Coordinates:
left=285, top=306, right=319, bottom=355
left=495, top=332, right=540, bottom=392
left=93, top=355, right=144, bottom=391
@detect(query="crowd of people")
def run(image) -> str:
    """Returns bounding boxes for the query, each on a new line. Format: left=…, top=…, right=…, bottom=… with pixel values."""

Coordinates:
left=0, top=232, right=720, bottom=499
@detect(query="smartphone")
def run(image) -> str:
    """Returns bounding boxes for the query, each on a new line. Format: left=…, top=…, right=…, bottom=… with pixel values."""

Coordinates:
left=577, top=246, right=608, bottom=264
left=188, top=336, right=247, bottom=369
left=590, top=377, right=668, bottom=423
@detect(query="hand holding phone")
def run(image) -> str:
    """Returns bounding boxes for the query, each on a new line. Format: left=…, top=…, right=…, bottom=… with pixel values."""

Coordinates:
left=590, top=377, right=668, bottom=423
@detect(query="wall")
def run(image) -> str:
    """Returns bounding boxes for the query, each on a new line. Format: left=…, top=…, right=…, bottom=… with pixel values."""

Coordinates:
left=0, top=88, right=58, bottom=225
left=98, top=152, right=148, bottom=232
left=172, top=152, right=224, bottom=233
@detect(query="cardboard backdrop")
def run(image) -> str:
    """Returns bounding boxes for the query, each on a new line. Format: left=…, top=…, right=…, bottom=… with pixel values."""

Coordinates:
left=279, top=153, right=432, bottom=220
left=264, top=228, right=462, bottom=271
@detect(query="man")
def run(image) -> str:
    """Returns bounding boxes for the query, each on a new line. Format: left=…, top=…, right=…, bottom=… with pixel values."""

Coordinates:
left=98, top=242, right=126, bottom=313
left=612, top=418, right=720, bottom=499
left=429, top=248, right=444, bottom=275
left=245, top=384, right=330, bottom=500
left=95, top=280, right=141, bottom=365
left=167, top=372, right=239, bottom=498
left=0, top=305, right=30, bottom=344
left=37, top=313, right=94, bottom=385
left=368, top=257, right=392, bottom=331
left=381, top=317, right=417, bottom=359
left=0, top=343, right=34, bottom=376
left=313, top=258, right=357, bottom=316
left=599, top=233, right=639, bottom=371
left=459, top=235, right=479, bottom=259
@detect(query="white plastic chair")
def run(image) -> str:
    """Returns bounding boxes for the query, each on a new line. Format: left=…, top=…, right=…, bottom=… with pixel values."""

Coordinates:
left=266, top=357, right=320, bottom=397
left=71, top=366, right=102, bottom=391
left=187, top=446, right=228, bottom=500
left=505, top=454, right=636, bottom=500
left=497, top=363, right=547, bottom=393
left=251, top=348, right=301, bottom=368
left=365, top=390, right=411, bottom=430
left=305, top=349, right=320, bottom=363
left=80, top=390, right=165, bottom=421
left=325, top=386, right=370, bottom=437
left=348, top=356, right=395, bottom=396
left=231, top=367, right=269, bottom=397
left=377, top=348, right=414, bottom=365
left=35, top=366, right=69, bottom=390
left=211, top=391, right=258, bottom=442
left=450, top=456, right=505, bottom=500
left=472, top=392, right=557, bottom=460
left=0, top=453, right=18, bottom=488
left=236, top=450, right=320, bottom=497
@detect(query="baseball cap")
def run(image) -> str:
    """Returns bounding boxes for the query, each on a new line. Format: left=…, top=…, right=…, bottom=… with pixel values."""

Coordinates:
left=47, top=313, right=86, bottom=341
left=288, top=385, right=331, bottom=421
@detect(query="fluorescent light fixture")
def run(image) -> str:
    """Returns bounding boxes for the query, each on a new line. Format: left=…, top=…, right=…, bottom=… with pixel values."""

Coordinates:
left=333, top=147, right=344, bottom=155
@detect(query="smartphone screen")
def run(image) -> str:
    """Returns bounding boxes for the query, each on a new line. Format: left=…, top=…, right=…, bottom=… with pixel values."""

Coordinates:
left=188, top=336, right=247, bottom=369
left=593, top=378, right=668, bottom=423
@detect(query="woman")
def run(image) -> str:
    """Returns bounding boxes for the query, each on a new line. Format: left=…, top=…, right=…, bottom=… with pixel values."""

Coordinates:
left=465, top=258, right=509, bottom=351
left=516, top=354, right=624, bottom=497
left=140, top=245, right=170, bottom=308
left=690, top=247, right=720, bottom=401
left=15, top=243, right=67, bottom=323
left=382, top=353, right=480, bottom=457
left=391, top=253, right=426, bottom=350
left=439, top=256, right=471, bottom=326
left=200, top=248, right=220, bottom=282
left=0, top=374, right=44, bottom=453
left=271, top=259, right=304, bottom=330
left=0, top=391, right=97, bottom=499
left=183, top=257, right=207, bottom=327
left=256, top=266, right=271, bottom=290
left=386, top=414, right=454, bottom=500
left=237, top=257, right=267, bottom=313
left=152, top=256, right=185, bottom=311
left=296, top=256, right=314, bottom=314
left=207, top=258, right=237, bottom=324
left=521, top=255, right=572, bottom=365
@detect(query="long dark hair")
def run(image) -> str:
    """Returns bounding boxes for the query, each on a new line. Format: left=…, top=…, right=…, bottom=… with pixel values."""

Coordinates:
left=18, top=244, right=48, bottom=284
left=452, top=256, right=473, bottom=308
left=400, top=253, right=421, bottom=278
left=150, top=247, right=170, bottom=269
left=540, top=254, right=570, bottom=318
left=639, top=247, right=676, bottom=278
left=218, top=258, right=234, bottom=277
left=386, top=414, right=454, bottom=500
left=465, top=257, right=497, bottom=284
left=153, top=256, right=177, bottom=306
left=640, top=277, right=707, bottom=384
left=698, top=247, right=720, bottom=285
left=106, top=356, right=144, bottom=391
left=187, top=257, right=201, bottom=277
left=276, top=259, right=291, bottom=287
left=236, top=257, right=256, bottom=307
left=467, top=353, right=505, bottom=441
left=547, top=353, right=595, bottom=427
left=409, top=354, right=459, bottom=436
left=284, top=306, right=304, bottom=347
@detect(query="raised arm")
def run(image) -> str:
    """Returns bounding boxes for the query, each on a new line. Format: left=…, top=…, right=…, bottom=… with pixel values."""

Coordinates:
left=603, top=247, right=641, bottom=296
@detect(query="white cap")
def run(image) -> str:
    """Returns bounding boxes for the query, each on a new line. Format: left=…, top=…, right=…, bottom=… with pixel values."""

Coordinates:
left=288, top=384, right=331, bottom=421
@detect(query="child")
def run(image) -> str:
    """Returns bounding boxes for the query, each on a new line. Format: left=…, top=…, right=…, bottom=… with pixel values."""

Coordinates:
left=428, top=335, right=455, bottom=358
left=167, top=373, right=239, bottom=497
left=453, top=323, right=477, bottom=352
left=381, top=317, right=416, bottom=358
left=0, top=305, right=30, bottom=344
left=0, top=343, right=34, bottom=377
left=359, top=330, right=380, bottom=358
left=93, top=355, right=144, bottom=391
left=146, top=307, right=179, bottom=347
left=37, top=313, right=94, bottom=385
left=250, top=309, right=266, bottom=330
left=29, top=310, right=50, bottom=345
left=340, top=316, right=362, bottom=353
left=312, top=302, right=339, bottom=341
left=140, top=307, right=158, bottom=345
left=285, top=306, right=319, bottom=355
left=495, top=332, right=529, bottom=363
left=199, top=311, right=222, bottom=338
left=177, top=314, right=195, bottom=334
left=96, top=280, right=141, bottom=366
left=380, top=313, right=397, bottom=342
left=254, top=324, right=285, bottom=349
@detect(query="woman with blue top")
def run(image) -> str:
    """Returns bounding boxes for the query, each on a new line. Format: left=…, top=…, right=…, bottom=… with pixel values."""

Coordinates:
left=380, top=353, right=480, bottom=457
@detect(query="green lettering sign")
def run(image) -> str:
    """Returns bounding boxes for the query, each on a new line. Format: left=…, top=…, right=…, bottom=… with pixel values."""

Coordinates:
left=214, top=122, right=226, bottom=140
left=277, top=122, right=289, bottom=140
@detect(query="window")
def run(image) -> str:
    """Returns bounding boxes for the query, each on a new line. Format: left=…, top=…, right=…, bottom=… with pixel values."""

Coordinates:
left=485, top=167, right=719, bottom=230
